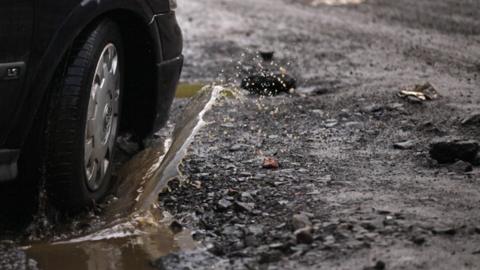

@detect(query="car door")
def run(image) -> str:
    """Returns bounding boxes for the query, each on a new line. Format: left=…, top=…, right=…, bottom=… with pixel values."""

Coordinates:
left=0, top=0, right=34, bottom=145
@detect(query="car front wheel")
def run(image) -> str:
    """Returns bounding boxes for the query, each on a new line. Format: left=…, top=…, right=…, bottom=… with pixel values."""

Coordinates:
left=45, top=19, right=123, bottom=211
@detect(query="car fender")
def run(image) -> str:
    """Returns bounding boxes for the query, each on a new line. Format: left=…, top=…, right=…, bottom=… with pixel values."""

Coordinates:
left=6, top=0, right=164, bottom=147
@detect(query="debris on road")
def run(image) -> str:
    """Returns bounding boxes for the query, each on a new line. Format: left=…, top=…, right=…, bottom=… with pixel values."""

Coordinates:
left=259, top=50, right=274, bottom=61
left=398, top=82, right=440, bottom=103
left=262, top=157, right=280, bottom=169
left=241, top=73, right=296, bottom=96
left=429, top=137, right=479, bottom=164
left=393, top=140, right=416, bottom=150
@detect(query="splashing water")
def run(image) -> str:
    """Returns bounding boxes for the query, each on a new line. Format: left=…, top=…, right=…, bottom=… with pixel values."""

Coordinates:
left=24, top=85, right=242, bottom=270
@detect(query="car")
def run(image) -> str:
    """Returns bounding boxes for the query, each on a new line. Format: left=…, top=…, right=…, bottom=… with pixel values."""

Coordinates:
left=0, top=0, right=183, bottom=211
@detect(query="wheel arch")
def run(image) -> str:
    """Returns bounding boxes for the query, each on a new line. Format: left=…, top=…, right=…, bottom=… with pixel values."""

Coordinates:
left=9, top=6, right=163, bottom=148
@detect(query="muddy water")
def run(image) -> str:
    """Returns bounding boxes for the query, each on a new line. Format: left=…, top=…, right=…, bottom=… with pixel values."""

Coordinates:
left=24, top=85, right=230, bottom=270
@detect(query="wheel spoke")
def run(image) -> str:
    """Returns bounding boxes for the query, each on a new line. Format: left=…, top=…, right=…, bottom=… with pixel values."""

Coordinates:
left=85, top=139, right=94, bottom=163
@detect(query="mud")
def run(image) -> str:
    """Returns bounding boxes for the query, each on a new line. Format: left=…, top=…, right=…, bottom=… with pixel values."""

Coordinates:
left=0, top=86, right=230, bottom=270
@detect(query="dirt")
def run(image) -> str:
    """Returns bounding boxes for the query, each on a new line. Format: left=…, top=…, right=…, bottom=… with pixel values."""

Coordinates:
left=154, top=0, right=480, bottom=269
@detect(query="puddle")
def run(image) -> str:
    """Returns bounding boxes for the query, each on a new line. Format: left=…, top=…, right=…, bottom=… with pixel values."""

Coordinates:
left=26, top=221, right=194, bottom=270
left=175, top=83, right=205, bottom=98
left=23, top=85, right=233, bottom=270
left=304, top=0, right=364, bottom=6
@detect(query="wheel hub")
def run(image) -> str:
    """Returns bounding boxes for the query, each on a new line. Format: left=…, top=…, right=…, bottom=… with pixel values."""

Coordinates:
left=84, top=43, right=120, bottom=191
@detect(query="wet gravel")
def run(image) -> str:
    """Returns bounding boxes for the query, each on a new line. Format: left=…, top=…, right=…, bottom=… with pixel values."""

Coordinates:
left=156, top=0, right=480, bottom=269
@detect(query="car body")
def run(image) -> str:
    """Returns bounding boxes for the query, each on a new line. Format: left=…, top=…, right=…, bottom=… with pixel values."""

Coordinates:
left=0, top=0, right=183, bottom=183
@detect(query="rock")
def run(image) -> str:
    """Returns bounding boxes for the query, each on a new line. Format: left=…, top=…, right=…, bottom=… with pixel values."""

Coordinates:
left=248, top=225, right=264, bottom=235
left=292, top=213, right=312, bottom=230
left=241, top=73, right=296, bottom=96
left=361, top=104, right=383, bottom=113
left=387, top=102, right=404, bottom=110
left=323, top=235, right=336, bottom=246
left=383, top=215, right=396, bottom=226
left=262, top=157, right=280, bottom=169
left=324, top=121, right=338, bottom=128
left=235, top=201, right=255, bottom=213
left=229, top=144, right=244, bottom=152
left=429, top=138, right=479, bottom=164
left=295, top=227, right=314, bottom=244
left=433, top=226, right=456, bottom=235
left=461, top=112, right=480, bottom=126
left=473, top=153, right=480, bottom=166
left=448, top=160, right=473, bottom=173
left=259, top=250, right=283, bottom=264
left=259, top=50, right=274, bottom=61
left=393, top=140, right=416, bottom=150
left=169, top=221, right=183, bottom=234
left=410, top=234, right=426, bottom=245
left=344, top=121, right=363, bottom=129
left=217, top=198, right=233, bottom=210
left=360, top=221, right=377, bottom=231
left=363, top=260, right=386, bottom=270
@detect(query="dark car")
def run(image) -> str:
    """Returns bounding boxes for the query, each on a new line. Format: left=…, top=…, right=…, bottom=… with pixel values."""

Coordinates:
left=0, top=0, right=182, bottom=210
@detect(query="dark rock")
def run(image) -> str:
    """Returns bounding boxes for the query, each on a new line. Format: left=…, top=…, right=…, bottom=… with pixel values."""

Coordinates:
left=473, top=153, right=480, bottom=166
left=218, top=198, right=233, bottom=210
left=209, top=244, right=226, bottom=256
left=376, top=209, right=392, bottom=215
left=259, top=250, right=283, bottom=264
left=292, top=213, right=312, bottom=230
left=429, top=138, right=479, bottom=164
left=262, top=157, right=280, bottom=169
left=448, top=160, right=473, bottom=173
left=241, top=73, right=296, bottom=96
left=363, top=260, right=386, bottom=270
left=244, top=235, right=260, bottom=246
left=461, top=112, right=480, bottom=126
left=235, top=201, right=255, bottom=213
left=383, top=215, right=397, bottom=226
left=433, top=226, right=457, bottom=235
left=259, top=51, right=274, bottom=61
left=393, top=140, right=416, bottom=150
left=169, top=221, right=183, bottom=234
left=295, top=227, right=314, bottom=244
left=360, top=221, right=377, bottom=231
left=410, top=234, right=426, bottom=245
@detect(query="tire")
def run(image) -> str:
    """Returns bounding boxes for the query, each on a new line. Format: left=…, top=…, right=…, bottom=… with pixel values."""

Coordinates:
left=45, top=19, right=124, bottom=211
